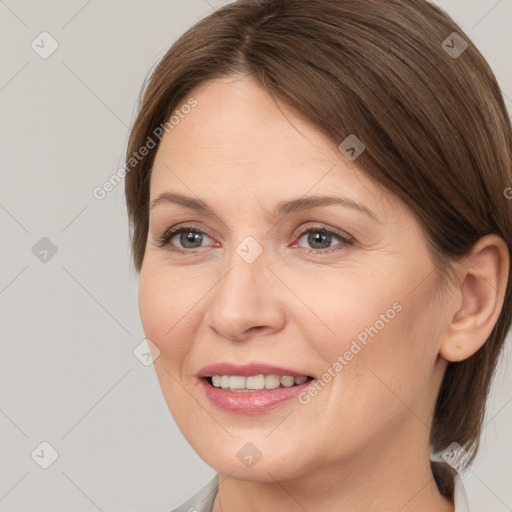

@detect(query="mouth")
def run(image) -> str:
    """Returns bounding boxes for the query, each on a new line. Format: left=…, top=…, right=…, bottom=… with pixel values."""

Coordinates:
left=196, top=362, right=317, bottom=413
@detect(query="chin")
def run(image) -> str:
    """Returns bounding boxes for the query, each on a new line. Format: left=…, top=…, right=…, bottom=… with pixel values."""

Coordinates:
left=188, top=435, right=312, bottom=482
left=208, top=456, right=303, bottom=482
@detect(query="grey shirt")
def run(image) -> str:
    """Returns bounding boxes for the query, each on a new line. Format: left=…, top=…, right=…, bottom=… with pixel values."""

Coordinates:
left=171, top=461, right=470, bottom=512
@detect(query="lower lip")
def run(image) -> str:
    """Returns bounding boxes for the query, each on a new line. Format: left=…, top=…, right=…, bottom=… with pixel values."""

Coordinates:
left=199, top=378, right=315, bottom=414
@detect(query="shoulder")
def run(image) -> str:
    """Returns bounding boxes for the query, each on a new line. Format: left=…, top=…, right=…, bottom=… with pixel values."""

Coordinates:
left=452, top=470, right=471, bottom=512
left=431, top=457, right=471, bottom=512
left=170, top=474, right=219, bottom=512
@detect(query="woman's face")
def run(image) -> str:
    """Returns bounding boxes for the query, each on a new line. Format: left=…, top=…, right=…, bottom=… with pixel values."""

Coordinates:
left=139, top=74, right=451, bottom=482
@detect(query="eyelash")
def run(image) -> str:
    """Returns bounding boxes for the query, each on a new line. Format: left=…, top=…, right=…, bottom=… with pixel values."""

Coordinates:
left=154, top=223, right=354, bottom=256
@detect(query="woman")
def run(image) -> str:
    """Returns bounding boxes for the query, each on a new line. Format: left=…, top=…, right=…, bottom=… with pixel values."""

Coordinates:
left=124, top=0, right=512, bottom=510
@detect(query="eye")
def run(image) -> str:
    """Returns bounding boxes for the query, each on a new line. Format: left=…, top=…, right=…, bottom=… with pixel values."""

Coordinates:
left=154, top=226, right=215, bottom=253
left=293, top=224, right=354, bottom=254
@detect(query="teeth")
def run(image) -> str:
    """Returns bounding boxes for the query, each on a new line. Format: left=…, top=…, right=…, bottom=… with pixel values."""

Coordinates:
left=280, top=376, right=295, bottom=387
left=228, top=376, right=246, bottom=389
left=246, top=375, right=265, bottom=389
left=210, top=374, right=310, bottom=391
left=265, top=375, right=281, bottom=389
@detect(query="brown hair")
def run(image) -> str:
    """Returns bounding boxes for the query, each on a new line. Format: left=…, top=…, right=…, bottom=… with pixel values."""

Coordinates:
left=125, top=0, right=512, bottom=488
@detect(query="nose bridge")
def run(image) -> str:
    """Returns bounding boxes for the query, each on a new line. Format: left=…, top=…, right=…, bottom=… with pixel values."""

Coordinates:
left=214, top=233, right=269, bottom=309
left=207, top=232, right=283, bottom=339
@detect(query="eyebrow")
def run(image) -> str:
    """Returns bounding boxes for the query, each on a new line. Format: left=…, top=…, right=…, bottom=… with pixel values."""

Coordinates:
left=150, top=192, right=379, bottom=221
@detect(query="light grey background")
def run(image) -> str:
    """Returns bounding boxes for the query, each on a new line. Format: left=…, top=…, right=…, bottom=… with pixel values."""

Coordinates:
left=0, top=1, right=511, bottom=511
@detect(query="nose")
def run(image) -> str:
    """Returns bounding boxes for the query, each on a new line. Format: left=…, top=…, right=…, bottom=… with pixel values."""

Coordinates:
left=206, top=244, right=287, bottom=343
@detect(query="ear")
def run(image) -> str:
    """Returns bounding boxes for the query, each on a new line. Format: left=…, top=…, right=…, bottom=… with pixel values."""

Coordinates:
left=440, top=234, right=510, bottom=362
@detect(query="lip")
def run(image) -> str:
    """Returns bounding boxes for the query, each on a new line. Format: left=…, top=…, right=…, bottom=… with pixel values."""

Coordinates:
left=199, top=377, right=315, bottom=414
left=197, top=362, right=312, bottom=378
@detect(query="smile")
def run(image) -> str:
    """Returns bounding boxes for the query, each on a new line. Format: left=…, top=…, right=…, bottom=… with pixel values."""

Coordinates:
left=199, top=375, right=316, bottom=414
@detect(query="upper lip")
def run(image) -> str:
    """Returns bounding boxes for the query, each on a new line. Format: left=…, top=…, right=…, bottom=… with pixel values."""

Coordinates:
left=197, top=362, right=312, bottom=378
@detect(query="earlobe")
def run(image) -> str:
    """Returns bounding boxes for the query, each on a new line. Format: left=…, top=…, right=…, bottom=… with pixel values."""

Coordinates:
left=439, top=234, right=510, bottom=363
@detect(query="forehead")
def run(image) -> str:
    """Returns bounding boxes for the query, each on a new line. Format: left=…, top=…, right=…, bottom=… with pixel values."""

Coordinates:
left=149, top=75, right=394, bottom=217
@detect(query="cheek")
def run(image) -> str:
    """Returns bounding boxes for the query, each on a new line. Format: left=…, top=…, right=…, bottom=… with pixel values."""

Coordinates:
left=138, top=265, right=200, bottom=422
left=301, top=265, right=439, bottom=409
left=138, top=264, right=197, bottom=361
left=285, top=266, right=404, bottom=351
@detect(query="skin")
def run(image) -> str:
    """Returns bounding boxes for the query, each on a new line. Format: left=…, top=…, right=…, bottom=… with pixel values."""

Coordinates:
left=138, top=74, right=509, bottom=512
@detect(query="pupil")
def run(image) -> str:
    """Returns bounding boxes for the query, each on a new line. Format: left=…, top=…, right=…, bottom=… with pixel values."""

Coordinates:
left=308, top=230, right=330, bottom=249
left=181, top=231, right=202, bottom=248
